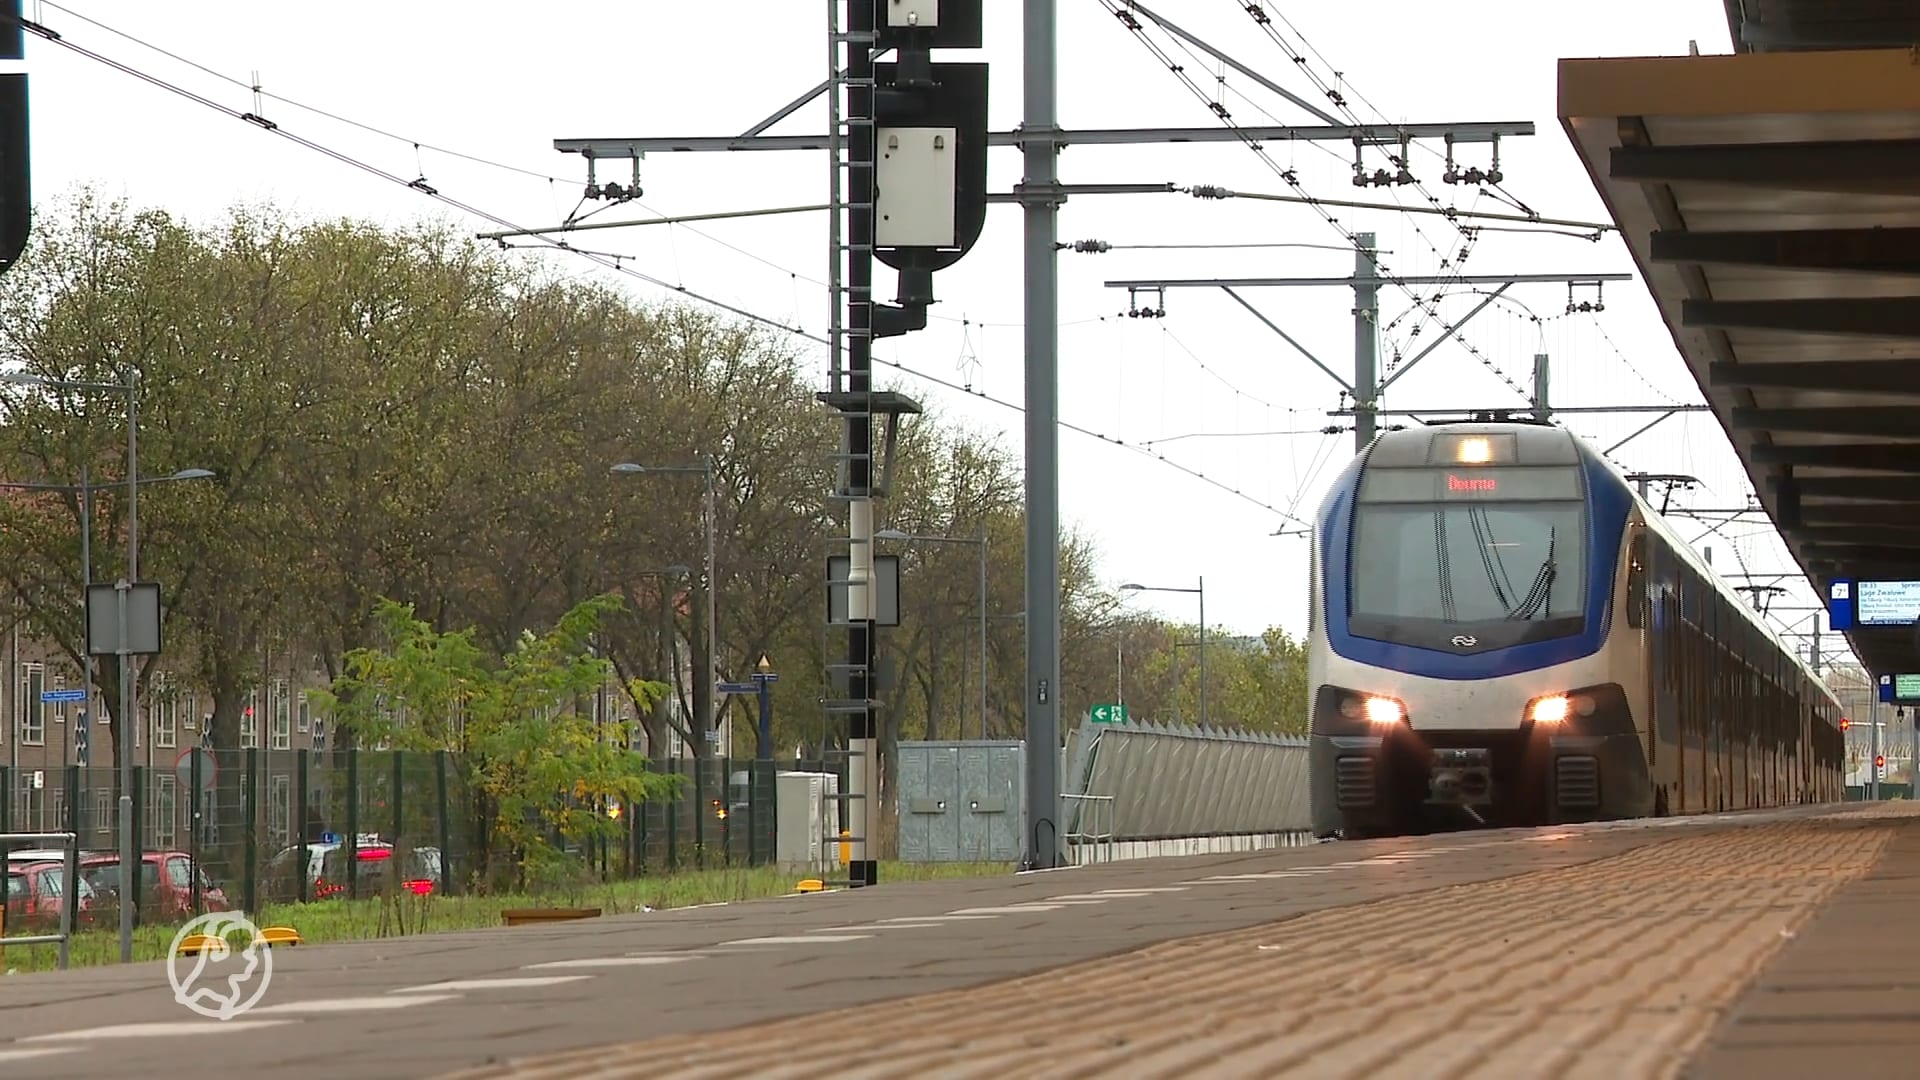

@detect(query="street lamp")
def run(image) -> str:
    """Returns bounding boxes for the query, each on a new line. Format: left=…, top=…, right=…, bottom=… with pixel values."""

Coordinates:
left=610, top=461, right=718, bottom=744
left=875, top=526, right=989, bottom=741
left=0, top=466, right=216, bottom=760
left=1119, top=578, right=1208, bottom=728
left=0, top=366, right=147, bottom=963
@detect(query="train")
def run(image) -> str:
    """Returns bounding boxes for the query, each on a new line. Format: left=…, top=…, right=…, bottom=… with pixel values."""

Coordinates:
left=1306, top=416, right=1845, bottom=839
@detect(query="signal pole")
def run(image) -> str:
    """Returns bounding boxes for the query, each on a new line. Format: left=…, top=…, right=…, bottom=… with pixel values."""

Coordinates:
left=535, top=2, right=1538, bottom=875
left=1, top=0, right=31, bottom=274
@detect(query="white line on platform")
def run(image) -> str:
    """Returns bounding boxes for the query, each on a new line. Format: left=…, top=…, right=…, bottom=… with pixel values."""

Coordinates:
left=524, top=956, right=693, bottom=969
left=0, top=1047, right=75, bottom=1063
left=392, top=976, right=590, bottom=993
left=25, top=1021, right=296, bottom=1041
left=880, top=914, right=1000, bottom=923
left=720, top=934, right=872, bottom=945
left=947, top=904, right=1065, bottom=915
left=255, top=994, right=459, bottom=1014
left=1095, top=887, right=1188, bottom=894
left=1045, top=893, right=1133, bottom=901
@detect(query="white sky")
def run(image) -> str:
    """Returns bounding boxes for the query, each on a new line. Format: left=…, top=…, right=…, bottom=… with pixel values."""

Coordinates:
left=8, top=0, right=1846, bottom=666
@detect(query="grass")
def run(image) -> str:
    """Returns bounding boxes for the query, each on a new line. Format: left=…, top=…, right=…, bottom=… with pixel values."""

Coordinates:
left=0, top=859, right=1013, bottom=974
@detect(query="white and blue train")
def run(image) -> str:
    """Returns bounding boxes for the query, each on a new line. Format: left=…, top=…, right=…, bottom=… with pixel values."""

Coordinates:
left=1307, top=417, right=1845, bottom=838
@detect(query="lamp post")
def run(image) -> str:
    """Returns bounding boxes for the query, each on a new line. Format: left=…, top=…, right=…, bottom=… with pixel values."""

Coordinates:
left=611, top=462, right=718, bottom=868
left=0, top=465, right=213, bottom=793
left=874, top=526, right=989, bottom=741
left=0, top=367, right=177, bottom=963
left=611, top=460, right=718, bottom=743
left=1119, top=578, right=1207, bottom=728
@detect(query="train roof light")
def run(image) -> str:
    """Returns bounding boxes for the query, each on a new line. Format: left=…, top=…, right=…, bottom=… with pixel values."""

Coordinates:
left=1428, top=431, right=1514, bottom=466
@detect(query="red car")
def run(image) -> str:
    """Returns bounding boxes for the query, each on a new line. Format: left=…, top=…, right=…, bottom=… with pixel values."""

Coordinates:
left=79, top=851, right=229, bottom=919
left=4, top=859, right=100, bottom=932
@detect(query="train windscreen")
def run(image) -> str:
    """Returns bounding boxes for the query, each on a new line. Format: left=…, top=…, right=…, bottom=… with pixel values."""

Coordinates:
left=1348, top=465, right=1588, bottom=647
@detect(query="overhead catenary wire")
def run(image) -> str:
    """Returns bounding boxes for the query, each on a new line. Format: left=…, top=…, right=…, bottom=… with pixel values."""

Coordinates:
left=22, top=8, right=1315, bottom=530
left=1098, top=3, right=1529, bottom=401
left=34, top=0, right=1033, bottom=333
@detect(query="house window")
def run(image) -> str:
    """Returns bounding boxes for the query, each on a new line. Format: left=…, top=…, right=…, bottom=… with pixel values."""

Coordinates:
left=153, top=774, right=177, bottom=849
left=296, top=693, right=310, bottom=733
left=271, top=680, right=292, bottom=751
left=16, top=663, right=45, bottom=746
left=241, top=691, right=258, bottom=749
left=150, top=675, right=178, bottom=750
left=267, top=774, right=290, bottom=848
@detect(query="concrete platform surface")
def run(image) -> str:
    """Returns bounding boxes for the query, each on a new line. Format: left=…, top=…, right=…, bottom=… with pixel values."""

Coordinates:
left=0, top=803, right=1901, bottom=1078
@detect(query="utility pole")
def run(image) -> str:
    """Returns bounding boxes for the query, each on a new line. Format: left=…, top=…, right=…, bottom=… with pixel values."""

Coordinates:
left=1021, top=0, right=1063, bottom=870
left=537, top=2, right=1536, bottom=875
left=1352, top=233, right=1380, bottom=453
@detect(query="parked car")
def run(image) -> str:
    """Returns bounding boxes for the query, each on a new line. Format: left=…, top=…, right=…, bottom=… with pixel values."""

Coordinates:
left=315, top=845, right=437, bottom=899
left=78, top=851, right=229, bottom=920
left=4, top=856, right=101, bottom=932
left=264, top=835, right=443, bottom=902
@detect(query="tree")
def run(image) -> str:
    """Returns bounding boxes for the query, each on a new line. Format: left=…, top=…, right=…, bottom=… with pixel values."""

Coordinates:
left=312, top=593, right=676, bottom=890
left=0, top=191, right=286, bottom=782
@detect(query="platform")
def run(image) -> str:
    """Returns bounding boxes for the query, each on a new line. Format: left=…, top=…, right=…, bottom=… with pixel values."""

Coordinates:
left=1, top=804, right=1916, bottom=1078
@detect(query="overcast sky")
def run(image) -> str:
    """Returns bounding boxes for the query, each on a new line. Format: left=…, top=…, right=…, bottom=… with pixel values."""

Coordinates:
left=7, top=0, right=1844, bottom=666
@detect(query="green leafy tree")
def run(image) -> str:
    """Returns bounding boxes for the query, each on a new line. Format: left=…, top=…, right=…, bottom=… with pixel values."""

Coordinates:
left=312, top=593, right=677, bottom=890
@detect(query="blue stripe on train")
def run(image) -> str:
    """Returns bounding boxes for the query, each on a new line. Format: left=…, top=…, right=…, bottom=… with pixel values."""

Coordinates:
left=1318, top=445, right=1633, bottom=681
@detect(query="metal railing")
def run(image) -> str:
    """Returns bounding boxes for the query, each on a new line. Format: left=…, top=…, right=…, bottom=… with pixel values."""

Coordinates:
left=0, top=831, right=81, bottom=969
left=1061, top=794, right=1116, bottom=865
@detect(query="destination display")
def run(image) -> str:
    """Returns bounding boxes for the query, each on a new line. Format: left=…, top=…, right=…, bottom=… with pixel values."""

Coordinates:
left=1856, top=579, right=1920, bottom=627
left=1357, top=465, right=1584, bottom=504
left=1823, top=577, right=1920, bottom=632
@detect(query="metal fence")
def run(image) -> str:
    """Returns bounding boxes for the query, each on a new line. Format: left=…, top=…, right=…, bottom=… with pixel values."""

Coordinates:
left=0, top=751, right=781, bottom=917
left=1062, top=717, right=1313, bottom=842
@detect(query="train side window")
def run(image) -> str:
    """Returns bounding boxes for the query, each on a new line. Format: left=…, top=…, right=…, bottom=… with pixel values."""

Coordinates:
left=1626, top=533, right=1648, bottom=629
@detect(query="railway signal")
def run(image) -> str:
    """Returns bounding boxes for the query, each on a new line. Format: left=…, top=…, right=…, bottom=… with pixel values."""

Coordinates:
left=1, top=0, right=30, bottom=276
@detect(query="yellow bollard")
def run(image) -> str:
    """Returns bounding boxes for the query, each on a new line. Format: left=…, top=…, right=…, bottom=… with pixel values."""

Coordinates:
left=838, top=829, right=851, bottom=865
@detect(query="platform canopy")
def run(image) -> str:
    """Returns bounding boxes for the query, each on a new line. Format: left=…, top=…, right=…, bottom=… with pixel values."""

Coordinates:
left=1559, top=4, right=1920, bottom=680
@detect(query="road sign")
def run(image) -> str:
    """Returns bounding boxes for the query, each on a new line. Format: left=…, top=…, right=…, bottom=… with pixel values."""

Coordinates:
left=174, top=747, right=217, bottom=794
left=39, top=688, right=86, bottom=703
left=1090, top=703, right=1128, bottom=724
left=751, top=671, right=780, bottom=683
left=717, top=681, right=757, bottom=695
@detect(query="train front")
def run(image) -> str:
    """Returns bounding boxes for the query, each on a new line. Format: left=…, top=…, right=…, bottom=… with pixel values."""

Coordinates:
left=1306, top=422, right=1638, bottom=837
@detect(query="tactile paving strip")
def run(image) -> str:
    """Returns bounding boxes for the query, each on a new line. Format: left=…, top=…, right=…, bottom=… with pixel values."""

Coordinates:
left=443, top=808, right=1908, bottom=1080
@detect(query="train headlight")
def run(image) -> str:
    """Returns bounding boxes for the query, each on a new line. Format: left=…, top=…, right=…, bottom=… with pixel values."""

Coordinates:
left=1529, top=694, right=1571, bottom=723
left=1363, top=697, right=1404, bottom=725
left=1457, top=437, right=1492, bottom=464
